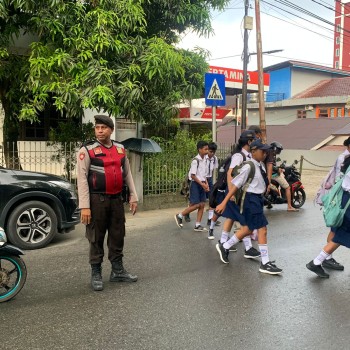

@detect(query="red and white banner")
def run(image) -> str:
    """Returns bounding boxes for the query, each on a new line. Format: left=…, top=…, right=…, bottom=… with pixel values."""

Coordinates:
left=209, top=65, right=270, bottom=91
left=179, top=107, right=231, bottom=121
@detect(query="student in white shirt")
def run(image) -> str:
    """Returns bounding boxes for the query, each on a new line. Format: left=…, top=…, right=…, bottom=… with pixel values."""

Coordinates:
left=215, top=139, right=283, bottom=275
left=307, top=152, right=350, bottom=278
left=175, top=141, right=210, bottom=232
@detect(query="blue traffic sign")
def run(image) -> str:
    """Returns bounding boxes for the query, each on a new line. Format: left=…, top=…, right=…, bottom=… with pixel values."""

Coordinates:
left=205, top=73, right=226, bottom=106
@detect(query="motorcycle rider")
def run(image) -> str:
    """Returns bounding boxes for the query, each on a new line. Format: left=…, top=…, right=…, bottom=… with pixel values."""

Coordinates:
left=270, top=141, right=299, bottom=212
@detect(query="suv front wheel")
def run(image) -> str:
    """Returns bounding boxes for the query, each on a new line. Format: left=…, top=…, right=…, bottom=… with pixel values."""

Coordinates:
left=6, top=201, right=58, bottom=250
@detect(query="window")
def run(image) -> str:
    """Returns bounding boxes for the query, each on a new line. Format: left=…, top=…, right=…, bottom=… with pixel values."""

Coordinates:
left=19, top=101, right=71, bottom=141
left=297, top=110, right=306, bottom=119
left=318, top=109, right=329, bottom=118
left=336, top=48, right=340, bottom=57
left=337, top=24, right=341, bottom=32
left=335, top=61, right=339, bottom=69
left=336, top=36, right=340, bottom=44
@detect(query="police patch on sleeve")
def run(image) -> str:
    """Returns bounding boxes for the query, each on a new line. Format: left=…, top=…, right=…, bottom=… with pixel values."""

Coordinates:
left=116, top=147, right=124, bottom=154
left=79, top=152, right=85, bottom=160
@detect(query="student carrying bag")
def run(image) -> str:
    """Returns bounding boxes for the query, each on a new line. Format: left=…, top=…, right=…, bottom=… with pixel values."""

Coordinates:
left=322, top=165, right=350, bottom=228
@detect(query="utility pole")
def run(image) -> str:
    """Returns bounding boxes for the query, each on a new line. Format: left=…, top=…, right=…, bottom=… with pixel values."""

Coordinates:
left=254, top=0, right=266, bottom=142
left=241, top=0, right=252, bottom=130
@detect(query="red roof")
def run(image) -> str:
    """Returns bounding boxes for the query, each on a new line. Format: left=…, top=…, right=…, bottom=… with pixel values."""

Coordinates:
left=293, top=77, right=350, bottom=98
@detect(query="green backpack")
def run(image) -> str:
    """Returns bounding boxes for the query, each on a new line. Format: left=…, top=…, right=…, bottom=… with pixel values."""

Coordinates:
left=231, top=160, right=256, bottom=213
left=322, top=167, right=350, bottom=227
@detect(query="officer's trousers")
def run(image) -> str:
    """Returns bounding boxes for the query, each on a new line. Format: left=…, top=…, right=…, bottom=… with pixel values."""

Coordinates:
left=86, top=193, right=125, bottom=264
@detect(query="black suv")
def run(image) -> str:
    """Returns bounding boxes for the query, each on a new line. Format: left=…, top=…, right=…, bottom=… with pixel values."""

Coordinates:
left=0, top=167, right=80, bottom=250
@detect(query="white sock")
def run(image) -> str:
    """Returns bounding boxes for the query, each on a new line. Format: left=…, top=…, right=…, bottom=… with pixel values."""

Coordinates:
left=326, top=254, right=333, bottom=260
left=243, top=237, right=253, bottom=251
left=208, top=210, right=214, bottom=220
left=259, top=244, right=269, bottom=265
left=313, top=250, right=330, bottom=266
left=195, top=222, right=201, bottom=227
left=220, top=231, right=229, bottom=244
left=210, top=220, right=216, bottom=229
left=223, top=235, right=239, bottom=249
left=178, top=213, right=183, bottom=219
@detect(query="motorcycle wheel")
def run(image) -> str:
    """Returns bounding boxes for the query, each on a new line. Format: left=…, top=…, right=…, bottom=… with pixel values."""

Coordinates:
left=292, top=188, right=306, bottom=208
left=0, top=255, right=27, bottom=302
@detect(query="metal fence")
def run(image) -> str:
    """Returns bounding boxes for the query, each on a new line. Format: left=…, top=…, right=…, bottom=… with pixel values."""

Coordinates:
left=0, top=142, right=79, bottom=182
left=143, top=143, right=233, bottom=196
left=1, top=141, right=234, bottom=196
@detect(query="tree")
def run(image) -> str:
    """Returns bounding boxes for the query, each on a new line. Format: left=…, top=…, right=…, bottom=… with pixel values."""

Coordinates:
left=0, top=0, right=229, bottom=167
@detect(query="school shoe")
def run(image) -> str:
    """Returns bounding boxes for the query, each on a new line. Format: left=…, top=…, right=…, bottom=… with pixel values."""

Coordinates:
left=259, top=261, right=283, bottom=275
left=244, top=247, right=261, bottom=259
left=207, top=219, right=221, bottom=226
left=228, top=245, right=237, bottom=252
left=185, top=214, right=191, bottom=222
left=322, top=258, right=344, bottom=271
left=306, top=260, right=329, bottom=278
left=216, top=241, right=229, bottom=264
left=174, top=214, right=183, bottom=228
left=208, top=229, right=215, bottom=240
left=194, top=225, right=207, bottom=232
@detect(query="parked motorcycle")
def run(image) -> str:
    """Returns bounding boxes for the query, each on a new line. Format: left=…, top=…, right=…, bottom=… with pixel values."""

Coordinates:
left=0, top=227, right=27, bottom=302
left=264, top=160, right=306, bottom=209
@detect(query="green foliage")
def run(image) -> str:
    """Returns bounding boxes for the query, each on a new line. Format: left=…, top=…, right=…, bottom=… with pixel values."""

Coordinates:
left=0, top=0, right=229, bottom=136
left=47, top=118, right=95, bottom=179
left=143, top=129, right=212, bottom=194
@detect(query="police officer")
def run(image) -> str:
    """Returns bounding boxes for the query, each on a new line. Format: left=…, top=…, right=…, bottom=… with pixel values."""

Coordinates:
left=77, top=115, right=138, bottom=291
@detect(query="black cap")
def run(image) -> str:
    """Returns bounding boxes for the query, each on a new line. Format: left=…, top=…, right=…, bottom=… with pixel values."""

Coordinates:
left=248, top=125, right=262, bottom=134
left=240, top=130, right=256, bottom=141
left=94, top=115, right=114, bottom=129
left=250, top=139, right=271, bottom=151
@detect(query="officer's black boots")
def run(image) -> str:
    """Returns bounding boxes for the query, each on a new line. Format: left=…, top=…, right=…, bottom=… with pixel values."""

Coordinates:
left=110, top=259, right=138, bottom=282
left=91, top=263, right=103, bottom=291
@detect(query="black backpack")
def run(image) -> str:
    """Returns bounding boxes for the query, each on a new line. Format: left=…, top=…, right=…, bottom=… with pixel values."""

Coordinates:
left=209, top=150, right=247, bottom=208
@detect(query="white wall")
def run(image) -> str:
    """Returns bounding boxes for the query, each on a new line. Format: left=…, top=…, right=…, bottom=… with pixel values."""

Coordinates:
left=279, top=149, right=338, bottom=171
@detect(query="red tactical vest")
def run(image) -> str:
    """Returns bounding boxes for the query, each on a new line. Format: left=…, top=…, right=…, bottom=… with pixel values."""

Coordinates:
left=84, top=140, right=125, bottom=194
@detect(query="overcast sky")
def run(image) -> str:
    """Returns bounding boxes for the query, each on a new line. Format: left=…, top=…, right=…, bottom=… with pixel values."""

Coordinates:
left=178, top=0, right=337, bottom=71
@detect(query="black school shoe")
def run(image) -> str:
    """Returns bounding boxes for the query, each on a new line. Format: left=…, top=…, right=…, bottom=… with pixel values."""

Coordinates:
left=208, top=229, right=215, bottom=240
left=244, top=247, right=261, bottom=259
left=322, top=258, right=344, bottom=271
left=306, top=260, right=329, bottom=278
left=259, top=261, right=283, bottom=275
left=185, top=214, right=191, bottom=222
left=216, top=241, right=229, bottom=264
left=174, top=214, right=183, bottom=228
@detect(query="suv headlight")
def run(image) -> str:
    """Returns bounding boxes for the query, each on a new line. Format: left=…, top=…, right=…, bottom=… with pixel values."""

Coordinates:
left=0, top=227, right=7, bottom=244
left=49, top=180, right=75, bottom=191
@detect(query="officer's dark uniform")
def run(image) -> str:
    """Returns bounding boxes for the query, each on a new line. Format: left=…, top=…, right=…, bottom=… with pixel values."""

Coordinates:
left=77, top=115, right=138, bottom=291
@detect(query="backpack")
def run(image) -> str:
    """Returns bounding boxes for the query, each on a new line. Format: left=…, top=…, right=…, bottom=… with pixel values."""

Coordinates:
left=209, top=160, right=255, bottom=212
left=180, top=158, right=199, bottom=198
left=216, top=150, right=247, bottom=191
left=314, top=164, right=337, bottom=206
left=322, top=165, right=350, bottom=227
left=315, top=154, right=350, bottom=206
left=231, top=161, right=256, bottom=213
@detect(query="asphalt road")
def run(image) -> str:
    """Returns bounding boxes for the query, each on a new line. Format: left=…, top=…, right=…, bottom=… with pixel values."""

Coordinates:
left=2, top=200, right=350, bottom=350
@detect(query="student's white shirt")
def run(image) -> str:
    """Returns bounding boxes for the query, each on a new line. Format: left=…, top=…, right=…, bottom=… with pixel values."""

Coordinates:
left=206, top=155, right=218, bottom=178
left=188, top=154, right=208, bottom=181
left=335, top=149, right=350, bottom=178
left=342, top=168, right=350, bottom=191
left=229, top=148, right=251, bottom=169
left=231, top=158, right=267, bottom=194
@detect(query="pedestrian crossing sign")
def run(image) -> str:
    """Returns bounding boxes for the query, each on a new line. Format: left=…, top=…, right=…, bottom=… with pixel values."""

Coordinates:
left=205, top=73, right=226, bottom=106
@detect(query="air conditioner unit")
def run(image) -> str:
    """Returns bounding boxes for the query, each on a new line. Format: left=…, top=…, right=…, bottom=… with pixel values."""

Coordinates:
left=305, top=105, right=314, bottom=111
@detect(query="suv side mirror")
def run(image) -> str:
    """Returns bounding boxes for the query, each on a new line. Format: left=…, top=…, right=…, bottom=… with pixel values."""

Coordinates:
left=276, top=157, right=281, bottom=162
